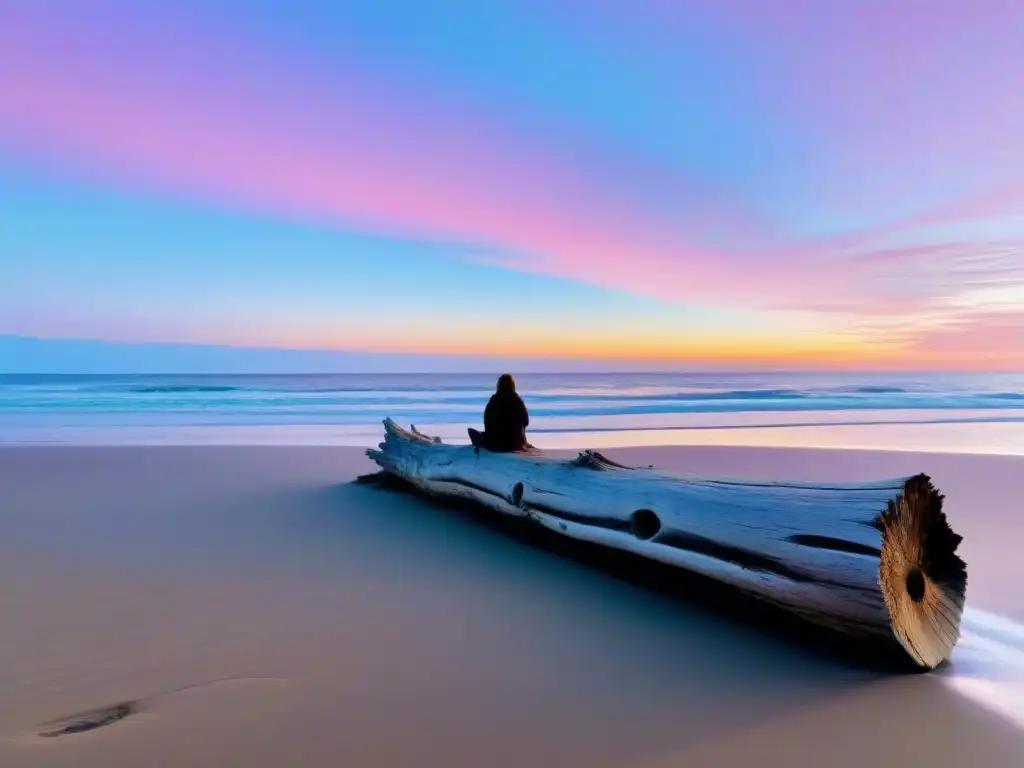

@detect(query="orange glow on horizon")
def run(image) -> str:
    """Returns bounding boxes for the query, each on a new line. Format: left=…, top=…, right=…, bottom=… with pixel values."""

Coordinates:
left=255, top=320, right=1024, bottom=370
left=193, top=328, right=945, bottom=370
left=27, top=319, right=1020, bottom=372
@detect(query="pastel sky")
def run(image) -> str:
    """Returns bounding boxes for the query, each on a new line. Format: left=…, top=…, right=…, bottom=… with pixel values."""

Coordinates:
left=1, top=0, right=1022, bottom=371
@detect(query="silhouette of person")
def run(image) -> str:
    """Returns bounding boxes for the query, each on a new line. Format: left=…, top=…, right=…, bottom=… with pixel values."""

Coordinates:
left=469, top=373, right=530, bottom=453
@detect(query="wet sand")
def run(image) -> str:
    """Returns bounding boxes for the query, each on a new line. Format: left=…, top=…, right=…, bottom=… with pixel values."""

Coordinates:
left=2, top=445, right=1023, bottom=766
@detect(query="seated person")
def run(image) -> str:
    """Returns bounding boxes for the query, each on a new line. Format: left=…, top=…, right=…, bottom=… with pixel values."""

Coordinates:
left=468, top=374, right=530, bottom=453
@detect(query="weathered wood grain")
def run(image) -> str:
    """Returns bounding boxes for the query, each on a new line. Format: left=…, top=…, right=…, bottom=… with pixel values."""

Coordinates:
left=363, top=419, right=967, bottom=670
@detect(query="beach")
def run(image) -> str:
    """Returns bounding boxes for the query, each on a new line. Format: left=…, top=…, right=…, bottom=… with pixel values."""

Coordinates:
left=5, top=0, right=1021, bottom=761
left=3, top=443, right=1024, bottom=767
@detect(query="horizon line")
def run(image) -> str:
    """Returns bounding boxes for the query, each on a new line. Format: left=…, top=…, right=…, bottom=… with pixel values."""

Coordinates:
left=4, top=369, right=1022, bottom=377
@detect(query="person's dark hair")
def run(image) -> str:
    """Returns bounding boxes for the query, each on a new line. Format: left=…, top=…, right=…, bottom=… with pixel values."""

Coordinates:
left=496, top=373, right=516, bottom=393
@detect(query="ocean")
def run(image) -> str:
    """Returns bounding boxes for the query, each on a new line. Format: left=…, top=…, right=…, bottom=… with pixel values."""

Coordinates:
left=2, top=371, right=1023, bottom=454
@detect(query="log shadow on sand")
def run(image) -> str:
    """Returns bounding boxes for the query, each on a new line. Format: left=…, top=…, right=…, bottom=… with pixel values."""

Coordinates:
left=279, top=481, right=901, bottom=759
left=341, top=474, right=930, bottom=674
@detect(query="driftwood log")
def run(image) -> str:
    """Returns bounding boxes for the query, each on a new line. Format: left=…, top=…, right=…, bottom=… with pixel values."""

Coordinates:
left=362, top=419, right=968, bottom=671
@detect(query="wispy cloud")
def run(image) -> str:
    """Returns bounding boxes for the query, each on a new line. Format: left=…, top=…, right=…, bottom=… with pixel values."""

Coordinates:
left=0, top=1, right=1021, bottom=366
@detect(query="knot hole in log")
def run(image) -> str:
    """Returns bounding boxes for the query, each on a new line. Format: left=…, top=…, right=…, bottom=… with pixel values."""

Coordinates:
left=630, top=509, right=661, bottom=540
left=906, top=568, right=926, bottom=603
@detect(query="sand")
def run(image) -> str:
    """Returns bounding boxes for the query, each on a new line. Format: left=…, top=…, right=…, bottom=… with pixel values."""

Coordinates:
left=2, top=444, right=1023, bottom=767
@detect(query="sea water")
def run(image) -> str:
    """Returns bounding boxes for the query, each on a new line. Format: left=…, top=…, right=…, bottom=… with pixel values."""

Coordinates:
left=1, top=371, right=1022, bottom=453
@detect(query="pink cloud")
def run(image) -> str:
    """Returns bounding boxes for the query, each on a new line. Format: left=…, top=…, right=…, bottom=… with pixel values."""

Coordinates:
left=563, top=0, right=1024, bottom=223
left=0, top=1, right=1021, bottom=362
left=908, top=314, right=1024, bottom=368
left=0, top=5, right=762, bottom=298
left=0, top=4, right=890, bottom=309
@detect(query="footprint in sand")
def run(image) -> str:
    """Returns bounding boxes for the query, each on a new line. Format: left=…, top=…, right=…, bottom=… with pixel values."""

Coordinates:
left=24, top=676, right=287, bottom=741
left=36, top=702, right=136, bottom=738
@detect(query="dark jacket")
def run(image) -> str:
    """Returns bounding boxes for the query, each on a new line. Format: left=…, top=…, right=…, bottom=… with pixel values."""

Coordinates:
left=482, top=390, right=530, bottom=452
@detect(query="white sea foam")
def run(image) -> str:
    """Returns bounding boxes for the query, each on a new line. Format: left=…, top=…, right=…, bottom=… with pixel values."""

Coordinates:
left=944, top=608, right=1024, bottom=729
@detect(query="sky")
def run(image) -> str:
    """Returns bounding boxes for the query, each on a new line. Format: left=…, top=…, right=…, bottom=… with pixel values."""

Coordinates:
left=1, top=0, right=1022, bottom=372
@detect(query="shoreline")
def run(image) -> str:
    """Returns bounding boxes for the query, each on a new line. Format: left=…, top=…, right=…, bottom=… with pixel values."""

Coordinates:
left=2, top=414, right=1022, bottom=456
left=3, top=444, right=1023, bottom=766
